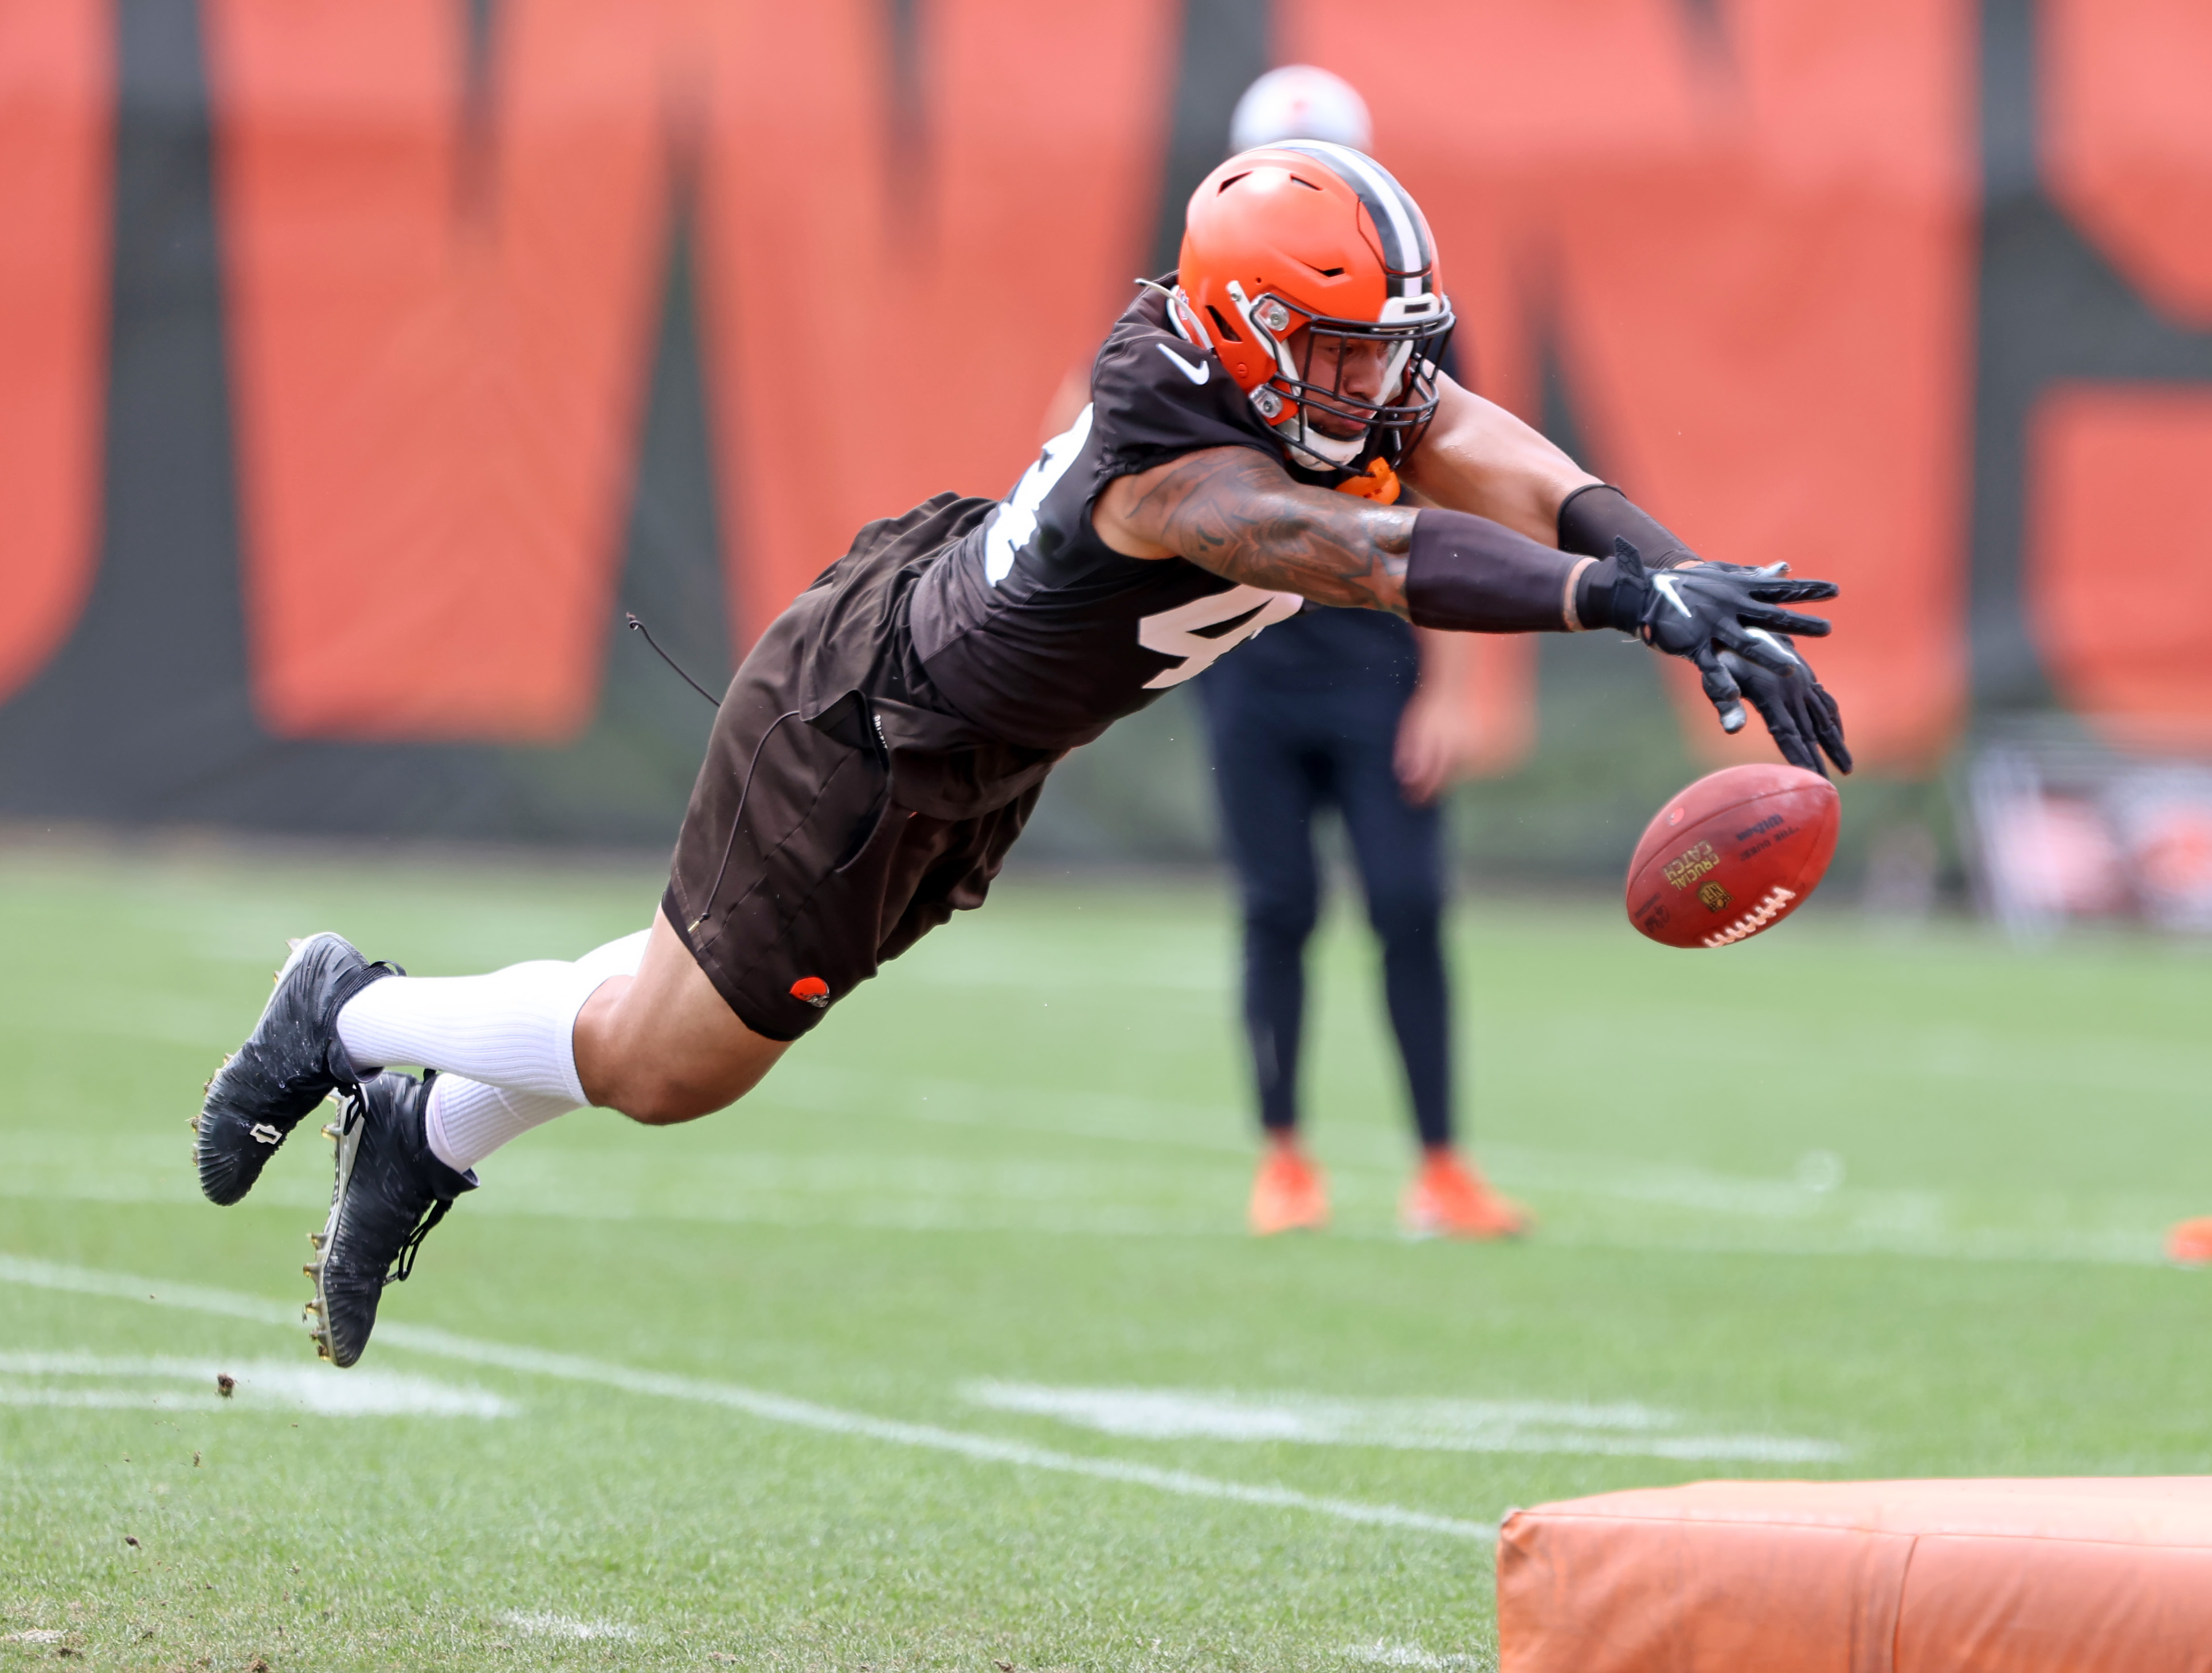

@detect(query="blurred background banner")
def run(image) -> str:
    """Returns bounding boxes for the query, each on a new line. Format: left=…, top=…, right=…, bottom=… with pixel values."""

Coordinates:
left=1, top=0, right=2209, bottom=881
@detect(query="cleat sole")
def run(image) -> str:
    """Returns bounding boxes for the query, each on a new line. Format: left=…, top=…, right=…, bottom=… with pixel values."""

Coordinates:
left=305, top=1095, right=364, bottom=1367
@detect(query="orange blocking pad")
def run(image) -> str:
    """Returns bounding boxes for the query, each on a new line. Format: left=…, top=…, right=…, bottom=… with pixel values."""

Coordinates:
left=1498, top=1478, right=2212, bottom=1672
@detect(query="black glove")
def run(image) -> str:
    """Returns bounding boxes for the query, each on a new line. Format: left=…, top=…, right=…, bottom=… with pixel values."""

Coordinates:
left=1577, top=539, right=1845, bottom=764
left=1604, top=539, right=1836, bottom=668
left=1649, top=557, right=1851, bottom=775
left=1701, top=640, right=1852, bottom=778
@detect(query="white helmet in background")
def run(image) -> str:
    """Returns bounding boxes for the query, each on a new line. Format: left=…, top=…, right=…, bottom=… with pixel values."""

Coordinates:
left=1228, top=65, right=1373, bottom=153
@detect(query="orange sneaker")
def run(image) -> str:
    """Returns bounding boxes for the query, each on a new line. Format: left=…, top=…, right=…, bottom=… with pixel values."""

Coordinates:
left=1248, top=1145, right=1329, bottom=1235
left=1401, top=1151, right=1532, bottom=1240
left=2166, top=1217, right=2212, bottom=1267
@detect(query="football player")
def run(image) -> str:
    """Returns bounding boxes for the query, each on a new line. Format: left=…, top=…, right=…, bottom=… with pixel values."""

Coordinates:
left=195, top=143, right=1848, bottom=1367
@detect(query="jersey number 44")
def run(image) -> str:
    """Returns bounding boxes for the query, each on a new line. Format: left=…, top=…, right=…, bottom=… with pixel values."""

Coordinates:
left=987, top=405, right=1301, bottom=689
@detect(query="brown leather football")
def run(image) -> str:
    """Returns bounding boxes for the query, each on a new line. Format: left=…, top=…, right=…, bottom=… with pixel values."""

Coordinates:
left=1625, top=765, right=1841, bottom=949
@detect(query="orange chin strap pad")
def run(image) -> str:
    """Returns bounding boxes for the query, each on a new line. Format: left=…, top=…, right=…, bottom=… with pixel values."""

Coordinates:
left=1332, top=459, right=1400, bottom=504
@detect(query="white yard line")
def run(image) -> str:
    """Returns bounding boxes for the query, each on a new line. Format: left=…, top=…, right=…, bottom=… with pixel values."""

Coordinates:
left=764, top=1069, right=2173, bottom=1266
left=0, top=1254, right=1495, bottom=1543
left=0, top=1171, right=2170, bottom=1264
left=0, top=1350, right=513, bottom=1417
left=0, top=1167, right=2170, bottom=1263
left=495, top=1611, right=637, bottom=1641
left=1343, top=1641, right=1483, bottom=1668
left=962, top=1382, right=1845, bottom=1465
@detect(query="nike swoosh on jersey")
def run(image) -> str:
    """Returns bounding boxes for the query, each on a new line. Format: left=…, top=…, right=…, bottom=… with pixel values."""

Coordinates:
left=1155, top=342, right=1210, bottom=385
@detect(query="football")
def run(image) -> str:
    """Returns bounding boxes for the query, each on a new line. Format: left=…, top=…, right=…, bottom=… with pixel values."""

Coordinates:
left=1625, top=765, right=1841, bottom=949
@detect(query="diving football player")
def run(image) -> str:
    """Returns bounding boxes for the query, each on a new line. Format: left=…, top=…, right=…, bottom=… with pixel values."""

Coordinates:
left=195, top=143, right=1849, bottom=1366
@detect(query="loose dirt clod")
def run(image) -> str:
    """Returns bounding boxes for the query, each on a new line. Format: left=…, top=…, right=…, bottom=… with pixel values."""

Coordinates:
left=216, top=1374, right=236, bottom=1398
left=124, top=1537, right=139, bottom=1549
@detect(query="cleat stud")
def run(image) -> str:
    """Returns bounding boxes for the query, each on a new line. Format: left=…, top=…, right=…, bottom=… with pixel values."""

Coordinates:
left=302, top=1263, right=322, bottom=1280
left=307, top=1231, right=326, bottom=1249
left=322, top=1123, right=340, bottom=1142
left=303, top=1299, right=323, bottom=1316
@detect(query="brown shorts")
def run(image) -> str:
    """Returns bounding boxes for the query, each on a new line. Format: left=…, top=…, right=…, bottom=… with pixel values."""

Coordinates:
left=663, top=536, right=1046, bottom=1043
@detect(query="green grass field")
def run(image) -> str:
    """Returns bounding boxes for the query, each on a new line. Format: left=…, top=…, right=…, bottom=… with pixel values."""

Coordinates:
left=4, top=841, right=2210, bottom=1671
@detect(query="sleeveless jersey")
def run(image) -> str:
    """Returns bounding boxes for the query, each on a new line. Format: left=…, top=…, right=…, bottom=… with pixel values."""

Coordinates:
left=907, top=283, right=1350, bottom=752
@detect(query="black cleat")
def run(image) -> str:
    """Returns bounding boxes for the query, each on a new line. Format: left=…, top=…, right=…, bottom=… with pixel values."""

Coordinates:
left=196, top=932, right=398, bottom=1206
left=305, top=1071, right=476, bottom=1368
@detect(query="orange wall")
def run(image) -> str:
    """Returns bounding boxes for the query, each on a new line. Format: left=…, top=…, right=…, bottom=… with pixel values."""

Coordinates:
left=5, top=0, right=2211, bottom=765
left=695, top=0, right=1176, bottom=653
left=1285, top=0, right=1977, bottom=774
left=208, top=0, right=1172, bottom=741
left=0, top=0, right=111, bottom=709
left=2030, top=387, right=2212, bottom=752
left=2044, top=0, right=2212, bottom=328
left=2033, top=0, right=2212, bottom=754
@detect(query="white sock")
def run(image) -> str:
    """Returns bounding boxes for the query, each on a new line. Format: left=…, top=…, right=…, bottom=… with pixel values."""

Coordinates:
left=422, top=1077, right=574, bottom=1174
left=337, top=928, right=652, bottom=1107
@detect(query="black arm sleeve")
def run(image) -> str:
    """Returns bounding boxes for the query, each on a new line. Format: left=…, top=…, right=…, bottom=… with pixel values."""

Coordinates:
left=1403, top=508, right=1583, bottom=633
left=1557, top=483, right=1698, bottom=570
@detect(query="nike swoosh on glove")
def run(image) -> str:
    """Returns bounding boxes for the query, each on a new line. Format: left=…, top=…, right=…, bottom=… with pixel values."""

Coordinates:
left=1599, top=540, right=1845, bottom=772
left=1612, top=539, right=1837, bottom=670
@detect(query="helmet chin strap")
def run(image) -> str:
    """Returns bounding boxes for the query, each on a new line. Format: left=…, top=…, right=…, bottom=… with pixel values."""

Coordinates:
left=1286, top=418, right=1368, bottom=469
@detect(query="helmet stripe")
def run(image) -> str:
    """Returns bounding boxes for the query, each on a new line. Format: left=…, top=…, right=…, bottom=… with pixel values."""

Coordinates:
left=1272, top=140, right=1432, bottom=299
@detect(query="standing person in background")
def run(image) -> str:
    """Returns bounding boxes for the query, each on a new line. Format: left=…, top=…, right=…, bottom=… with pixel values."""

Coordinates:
left=1200, top=68, right=1529, bottom=1240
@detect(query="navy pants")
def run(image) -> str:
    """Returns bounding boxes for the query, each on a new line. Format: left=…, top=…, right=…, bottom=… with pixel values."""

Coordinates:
left=1196, top=609, right=1452, bottom=1147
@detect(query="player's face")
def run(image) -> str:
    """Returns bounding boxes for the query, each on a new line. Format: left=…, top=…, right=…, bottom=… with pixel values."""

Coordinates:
left=1293, top=328, right=1392, bottom=440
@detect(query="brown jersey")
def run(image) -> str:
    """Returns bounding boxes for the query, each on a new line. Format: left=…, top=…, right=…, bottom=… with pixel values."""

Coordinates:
left=906, top=283, right=1348, bottom=752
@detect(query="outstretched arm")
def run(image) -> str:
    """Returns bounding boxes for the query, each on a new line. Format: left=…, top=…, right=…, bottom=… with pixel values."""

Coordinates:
left=1091, top=443, right=1420, bottom=613
left=1399, top=374, right=1599, bottom=543
left=1408, top=376, right=1851, bottom=777
left=1089, top=372, right=1607, bottom=613
left=1091, top=425, right=1847, bottom=774
left=1091, top=438, right=1618, bottom=633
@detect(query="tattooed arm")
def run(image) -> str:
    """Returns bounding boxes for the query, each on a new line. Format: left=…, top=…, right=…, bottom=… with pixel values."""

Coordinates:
left=1090, top=374, right=1602, bottom=613
left=1090, top=444, right=1421, bottom=613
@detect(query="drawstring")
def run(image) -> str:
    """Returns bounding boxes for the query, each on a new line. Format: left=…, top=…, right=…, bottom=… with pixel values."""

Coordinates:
left=625, top=613, right=722, bottom=707
left=691, top=709, right=803, bottom=934
left=625, top=609, right=799, bottom=936
left=624, top=612, right=831, bottom=938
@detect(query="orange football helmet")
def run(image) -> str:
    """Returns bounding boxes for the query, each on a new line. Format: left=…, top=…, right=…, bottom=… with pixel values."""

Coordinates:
left=1174, top=142, right=1454, bottom=472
